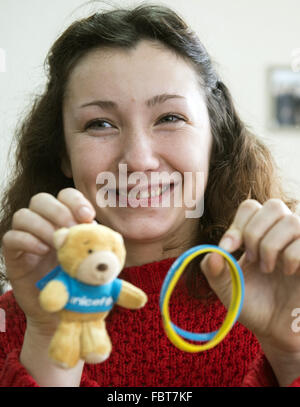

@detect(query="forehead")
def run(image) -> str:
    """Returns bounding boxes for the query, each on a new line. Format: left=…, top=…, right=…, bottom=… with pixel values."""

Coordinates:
left=64, top=40, right=202, bottom=103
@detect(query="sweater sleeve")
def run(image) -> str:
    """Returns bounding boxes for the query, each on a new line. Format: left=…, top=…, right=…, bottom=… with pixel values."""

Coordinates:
left=80, top=369, right=101, bottom=387
left=241, top=348, right=300, bottom=387
left=0, top=291, right=102, bottom=387
left=0, top=348, right=102, bottom=387
left=0, top=348, right=101, bottom=387
left=0, top=349, right=39, bottom=387
left=0, top=291, right=40, bottom=387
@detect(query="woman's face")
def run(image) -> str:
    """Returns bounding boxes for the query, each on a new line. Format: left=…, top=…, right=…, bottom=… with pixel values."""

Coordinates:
left=62, top=40, right=213, bottom=243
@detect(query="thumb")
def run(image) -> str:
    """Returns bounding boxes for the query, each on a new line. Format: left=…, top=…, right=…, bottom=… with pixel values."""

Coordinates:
left=200, top=252, right=232, bottom=307
left=201, top=225, right=244, bottom=280
left=200, top=252, right=225, bottom=278
left=200, top=228, right=243, bottom=303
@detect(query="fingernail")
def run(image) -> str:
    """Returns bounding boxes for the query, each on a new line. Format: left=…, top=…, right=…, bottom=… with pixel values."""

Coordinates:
left=78, top=206, right=94, bottom=220
left=38, top=243, right=50, bottom=253
left=219, top=236, right=233, bottom=251
left=200, top=256, right=206, bottom=270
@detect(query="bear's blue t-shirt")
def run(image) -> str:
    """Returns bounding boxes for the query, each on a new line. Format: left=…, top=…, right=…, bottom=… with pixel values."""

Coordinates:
left=36, top=265, right=123, bottom=313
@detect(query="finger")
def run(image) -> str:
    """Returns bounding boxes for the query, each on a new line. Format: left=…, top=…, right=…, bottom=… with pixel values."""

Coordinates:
left=219, top=199, right=262, bottom=253
left=11, top=208, right=56, bottom=248
left=242, top=199, right=292, bottom=265
left=57, top=188, right=96, bottom=223
left=2, top=230, right=50, bottom=260
left=200, top=252, right=232, bottom=308
left=259, top=213, right=300, bottom=273
left=283, top=237, right=300, bottom=275
left=29, top=192, right=78, bottom=228
left=200, top=252, right=226, bottom=279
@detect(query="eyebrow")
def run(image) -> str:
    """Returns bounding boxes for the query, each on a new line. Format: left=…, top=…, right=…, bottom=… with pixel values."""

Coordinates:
left=79, top=93, right=186, bottom=109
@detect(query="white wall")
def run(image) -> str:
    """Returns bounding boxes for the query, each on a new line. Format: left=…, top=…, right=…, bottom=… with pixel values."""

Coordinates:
left=1, top=0, right=300, bottom=200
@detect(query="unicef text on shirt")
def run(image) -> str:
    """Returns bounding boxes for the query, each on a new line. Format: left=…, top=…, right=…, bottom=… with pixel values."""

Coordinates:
left=70, top=296, right=113, bottom=307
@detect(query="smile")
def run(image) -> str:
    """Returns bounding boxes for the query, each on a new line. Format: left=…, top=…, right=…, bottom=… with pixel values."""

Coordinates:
left=117, top=183, right=176, bottom=207
left=117, top=183, right=173, bottom=199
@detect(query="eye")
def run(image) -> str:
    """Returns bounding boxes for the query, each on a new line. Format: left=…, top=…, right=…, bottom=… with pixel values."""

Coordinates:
left=88, top=249, right=93, bottom=254
left=84, top=119, right=113, bottom=131
left=84, top=114, right=185, bottom=132
left=158, top=114, right=185, bottom=124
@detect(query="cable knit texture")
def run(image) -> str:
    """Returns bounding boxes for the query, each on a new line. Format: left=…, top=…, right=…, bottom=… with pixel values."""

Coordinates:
left=0, top=257, right=299, bottom=387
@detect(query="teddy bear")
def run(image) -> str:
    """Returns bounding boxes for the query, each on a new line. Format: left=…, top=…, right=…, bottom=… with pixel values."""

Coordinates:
left=36, top=223, right=147, bottom=369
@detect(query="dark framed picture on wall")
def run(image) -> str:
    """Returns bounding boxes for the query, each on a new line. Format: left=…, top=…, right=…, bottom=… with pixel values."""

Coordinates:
left=268, top=66, right=300, bottom=130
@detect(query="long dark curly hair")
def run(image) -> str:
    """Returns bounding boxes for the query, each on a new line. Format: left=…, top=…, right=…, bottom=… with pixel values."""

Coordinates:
left=0, top=3, right=298, bottom=296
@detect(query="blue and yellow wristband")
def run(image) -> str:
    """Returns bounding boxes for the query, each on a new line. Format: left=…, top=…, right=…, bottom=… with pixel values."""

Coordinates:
left=159, top=245, right=245, bottom=352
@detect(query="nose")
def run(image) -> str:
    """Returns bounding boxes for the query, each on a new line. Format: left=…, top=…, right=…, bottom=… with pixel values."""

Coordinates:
left=96, top=263, right=108, bottom=272
left=119, top=131, right=160, bottom=173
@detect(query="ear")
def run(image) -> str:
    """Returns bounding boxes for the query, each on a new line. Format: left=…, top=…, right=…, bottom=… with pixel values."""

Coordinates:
left=114, top=232, right=124, bottom=246
left=113, top=232, right=126, bottom=269
left=61, top=155, right=73, bottom=179
left=53, top=228, right=70, bottom=250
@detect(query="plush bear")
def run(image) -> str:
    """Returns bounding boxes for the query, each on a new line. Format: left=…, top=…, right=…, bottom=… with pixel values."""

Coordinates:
left=36, top=223, right=147, bottom=369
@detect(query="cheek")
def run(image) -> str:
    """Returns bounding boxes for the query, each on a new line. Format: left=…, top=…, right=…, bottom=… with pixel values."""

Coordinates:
left=171, top=136, right=212, bottom=175
left=68, top=140, right=115, bottom=183
left=171, top=133, right=212, bottom=203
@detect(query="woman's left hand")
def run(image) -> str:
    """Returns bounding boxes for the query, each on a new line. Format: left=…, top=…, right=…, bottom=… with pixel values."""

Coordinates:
left=200, top=198, right=300, bottom=380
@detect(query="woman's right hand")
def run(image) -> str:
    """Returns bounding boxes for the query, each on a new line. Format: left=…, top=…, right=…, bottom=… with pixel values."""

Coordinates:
left=2, top=188, right=96, bottom=336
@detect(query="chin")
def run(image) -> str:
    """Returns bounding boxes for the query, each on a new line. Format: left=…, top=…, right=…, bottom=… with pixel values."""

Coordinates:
left=96, top=204, right=184, bottom=234
left=109, top=215, right=176, bottom=241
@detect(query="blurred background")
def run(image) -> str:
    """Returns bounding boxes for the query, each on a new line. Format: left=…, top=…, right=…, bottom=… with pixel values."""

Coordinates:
left=0, top=0, right=300, bottom=207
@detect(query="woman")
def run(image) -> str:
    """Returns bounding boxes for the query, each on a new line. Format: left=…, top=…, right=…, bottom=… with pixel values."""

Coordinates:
left=0, top=4, right=300, bottom=387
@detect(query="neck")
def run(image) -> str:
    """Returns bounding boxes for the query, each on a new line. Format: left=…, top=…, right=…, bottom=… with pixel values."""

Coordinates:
left=123, top=219, right=201, bottom=267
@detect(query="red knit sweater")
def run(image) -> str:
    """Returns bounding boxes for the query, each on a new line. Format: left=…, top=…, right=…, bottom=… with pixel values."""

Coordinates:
left=0, top=257, right=299, bottom=387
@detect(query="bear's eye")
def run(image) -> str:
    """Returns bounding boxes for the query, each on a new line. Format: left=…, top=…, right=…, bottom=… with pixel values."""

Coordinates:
left=88, top=249, right=93, bottom=254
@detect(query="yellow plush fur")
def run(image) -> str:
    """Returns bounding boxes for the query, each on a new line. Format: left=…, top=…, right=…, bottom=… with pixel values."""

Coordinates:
left=57, top=224, right=127, bottom=277
left=38, top=223, right=147, bottom=369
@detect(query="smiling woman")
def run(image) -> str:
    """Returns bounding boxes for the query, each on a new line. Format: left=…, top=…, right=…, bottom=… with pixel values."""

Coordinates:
left=0, top=3, right=300, bottom=388
left=61, top=40, right=212, bottom=254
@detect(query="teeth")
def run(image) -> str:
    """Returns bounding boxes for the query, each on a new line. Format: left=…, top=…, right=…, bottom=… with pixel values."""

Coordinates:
left=161, top=185, right=170, bottom=193
left=118, top=190, right=128, bottom=197
left=139, top=190, right=148, bottom=199
left=151, top=187, right=161, bottom=197
left=118, top=185, right=171, bottom=199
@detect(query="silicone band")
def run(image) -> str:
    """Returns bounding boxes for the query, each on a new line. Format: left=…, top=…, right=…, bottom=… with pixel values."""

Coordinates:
left=159, top=245, right=245, bottom=352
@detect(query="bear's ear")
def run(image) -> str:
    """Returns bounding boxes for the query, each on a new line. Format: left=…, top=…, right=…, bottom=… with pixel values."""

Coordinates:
left=114, top=232, right=124, bottom=246
left=53, top=228, right=70, bottom=250
left=113, top=232, right=126, bottom=269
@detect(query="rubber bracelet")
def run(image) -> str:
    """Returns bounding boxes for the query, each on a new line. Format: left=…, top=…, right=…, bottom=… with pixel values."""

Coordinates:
left=159, top=244, right=245, bottom=352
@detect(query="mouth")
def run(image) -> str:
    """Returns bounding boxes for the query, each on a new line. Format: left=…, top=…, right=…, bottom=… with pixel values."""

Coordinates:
left=116, top=183, right=175, bottom=199
left=115, top=182, right=177, bottom=207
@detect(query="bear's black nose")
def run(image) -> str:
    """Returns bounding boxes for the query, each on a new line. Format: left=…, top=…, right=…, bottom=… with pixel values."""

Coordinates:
left=96, top=263, right=108, bottom=272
